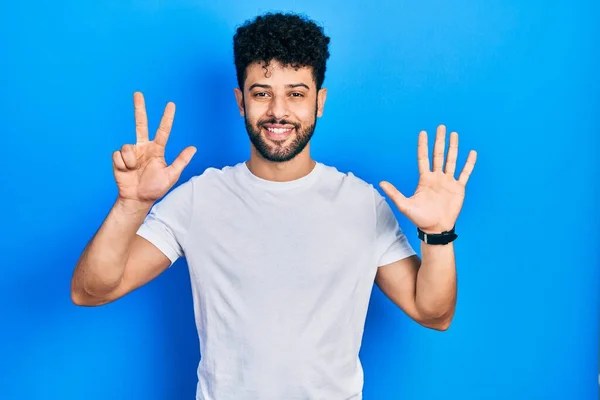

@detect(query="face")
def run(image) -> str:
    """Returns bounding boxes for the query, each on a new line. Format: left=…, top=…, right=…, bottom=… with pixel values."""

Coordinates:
left=234, top=60, right=327, bottom=163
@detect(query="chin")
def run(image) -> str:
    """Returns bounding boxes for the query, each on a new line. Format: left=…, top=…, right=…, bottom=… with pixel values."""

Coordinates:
left=246, top=120, right=314, bottom=163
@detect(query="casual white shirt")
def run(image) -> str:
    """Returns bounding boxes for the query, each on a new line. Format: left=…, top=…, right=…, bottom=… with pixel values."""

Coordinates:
left=136, top=161, right=416, bottom=400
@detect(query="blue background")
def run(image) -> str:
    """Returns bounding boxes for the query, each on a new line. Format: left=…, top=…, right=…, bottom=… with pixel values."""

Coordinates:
left=1, top=1, right=598, bottom=399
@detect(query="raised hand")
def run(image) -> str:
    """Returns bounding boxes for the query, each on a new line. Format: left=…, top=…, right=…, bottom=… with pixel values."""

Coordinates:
left=379, top=124, right=477, bottom=234
left=113, top=92, right=197, bottom=205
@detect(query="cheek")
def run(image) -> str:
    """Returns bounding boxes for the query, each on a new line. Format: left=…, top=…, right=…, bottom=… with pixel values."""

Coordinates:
left=243, top=105, right=264, bottom=123
left=293, top=104, right=317, bottom=122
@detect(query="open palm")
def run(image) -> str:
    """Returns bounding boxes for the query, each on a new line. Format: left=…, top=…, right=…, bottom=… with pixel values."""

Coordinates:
left=380, top=125, right=477, bottom=234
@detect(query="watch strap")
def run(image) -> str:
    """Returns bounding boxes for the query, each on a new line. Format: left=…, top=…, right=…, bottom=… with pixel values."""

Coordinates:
left=417, top=226, right=458, bottom=245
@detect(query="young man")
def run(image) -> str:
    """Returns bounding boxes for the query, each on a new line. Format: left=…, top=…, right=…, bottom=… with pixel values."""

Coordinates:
left=71, top=12, right=477, bottom=400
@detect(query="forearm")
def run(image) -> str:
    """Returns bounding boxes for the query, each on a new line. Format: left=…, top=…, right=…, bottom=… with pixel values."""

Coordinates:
left=72, top=198, right=152, bottom=297
left=415, top=242, right=457, bottom=320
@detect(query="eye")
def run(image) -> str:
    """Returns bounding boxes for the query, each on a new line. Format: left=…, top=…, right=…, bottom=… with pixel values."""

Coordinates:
left=290, top=92, right=304, bottom=97
left=253, top=92, right=270, bottom=98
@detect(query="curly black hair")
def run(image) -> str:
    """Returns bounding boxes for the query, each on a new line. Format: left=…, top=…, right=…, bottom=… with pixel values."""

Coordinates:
left=233, top=12, right=331, bottom=92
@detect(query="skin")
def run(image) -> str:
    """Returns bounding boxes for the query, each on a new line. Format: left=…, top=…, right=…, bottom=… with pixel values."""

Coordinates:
left=377, top=125, right=477, bottom=330
left=234, top=60, right=327, bottom=182
left=70, top=94, right=194, bottom=306
left=70, top=58, right=478, bottom=334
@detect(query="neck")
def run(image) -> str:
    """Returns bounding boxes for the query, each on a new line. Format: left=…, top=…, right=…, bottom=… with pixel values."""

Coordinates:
left=246, top=147, right=315, bottom=182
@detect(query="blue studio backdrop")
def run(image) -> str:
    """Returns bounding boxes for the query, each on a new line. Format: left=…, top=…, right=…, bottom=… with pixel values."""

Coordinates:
left=1, top=1, right=598, bottom=399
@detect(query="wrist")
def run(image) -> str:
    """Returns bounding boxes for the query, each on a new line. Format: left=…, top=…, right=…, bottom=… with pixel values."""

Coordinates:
left=419, top=225, right=454, bottom=234
left=417, top=225, right=458, bottom=245
left=115, top=197, right=153, bottom=215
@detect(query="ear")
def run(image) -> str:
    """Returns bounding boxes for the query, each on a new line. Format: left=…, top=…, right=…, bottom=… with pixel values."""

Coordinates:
left=234, top=87, right=245, bottom=117
left=316, top=88, right=327, bottom=118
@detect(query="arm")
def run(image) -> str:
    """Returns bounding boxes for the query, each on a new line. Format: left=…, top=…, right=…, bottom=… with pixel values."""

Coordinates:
left=70, top=198, right=171, bottom=306
left=70, top=92, right=196, bottom=306
left=376, top=124, right=477, bottom=330
left=375, top=243, right=456, bottom=331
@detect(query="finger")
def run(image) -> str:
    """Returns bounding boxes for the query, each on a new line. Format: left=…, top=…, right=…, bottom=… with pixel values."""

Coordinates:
left=167, top=146, right=197, bottom=182
left=112, top=150, right=127, bottom=172
left=154, top=102, right=176, bottom=147
left=432, top=124, right=446, bottom=172
left=121, top=144, right=138, bottom=170
left=134, top=92, right=149, bottom=144
left=417, top=130, right=429, bottom=175
left=379, top=181, right=409, bottom=215
left=445, top=131, right=459, bottom=177
left=458, top=150, right=478, bottom=186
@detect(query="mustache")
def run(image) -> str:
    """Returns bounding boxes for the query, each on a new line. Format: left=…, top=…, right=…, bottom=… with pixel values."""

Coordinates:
left=257, top=118, right=300, bottom=129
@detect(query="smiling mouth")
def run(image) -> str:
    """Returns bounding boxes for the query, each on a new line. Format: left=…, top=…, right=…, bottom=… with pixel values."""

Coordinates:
left=262, top=126, right=295, bottom=141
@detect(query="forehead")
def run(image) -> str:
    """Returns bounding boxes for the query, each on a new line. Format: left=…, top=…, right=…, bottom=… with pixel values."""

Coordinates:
left=245, top=60, right=314, bottom=89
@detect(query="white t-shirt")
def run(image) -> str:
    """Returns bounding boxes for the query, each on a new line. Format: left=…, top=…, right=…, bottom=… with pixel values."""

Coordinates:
left=136, top=161, right=416, bottom=400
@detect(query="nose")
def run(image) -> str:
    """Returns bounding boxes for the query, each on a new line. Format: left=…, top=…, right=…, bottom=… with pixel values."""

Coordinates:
left=266, top=96, right=290, bottom=120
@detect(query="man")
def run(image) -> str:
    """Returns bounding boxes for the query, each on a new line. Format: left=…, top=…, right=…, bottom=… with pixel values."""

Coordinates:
left=71, top=11, right=477, bottom=400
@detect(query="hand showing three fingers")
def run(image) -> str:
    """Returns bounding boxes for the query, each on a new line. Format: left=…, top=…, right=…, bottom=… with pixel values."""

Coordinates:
left=113, top=92, right=197, bottom=206
left=379, top=124, right=477, bottom=234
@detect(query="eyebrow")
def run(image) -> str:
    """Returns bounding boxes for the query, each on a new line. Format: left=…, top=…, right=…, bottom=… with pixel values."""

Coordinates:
left=248, top=83, right=310, bottom=91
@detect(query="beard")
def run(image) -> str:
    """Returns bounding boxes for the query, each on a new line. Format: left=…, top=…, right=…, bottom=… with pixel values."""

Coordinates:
left=244, top=104, right=318, bottom=163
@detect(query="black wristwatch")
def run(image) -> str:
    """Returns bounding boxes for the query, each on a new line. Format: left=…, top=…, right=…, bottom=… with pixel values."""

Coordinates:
left=417, top=226, right=458, bottom=245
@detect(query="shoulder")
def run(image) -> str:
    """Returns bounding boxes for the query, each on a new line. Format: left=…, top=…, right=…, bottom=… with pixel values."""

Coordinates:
left=158, top=163, right=239, bottom=199
left=318, top=162, right=380, bottom=199
left=178, top=162, right=245, bottom=188
left=166, top=163, right=251, bottom=207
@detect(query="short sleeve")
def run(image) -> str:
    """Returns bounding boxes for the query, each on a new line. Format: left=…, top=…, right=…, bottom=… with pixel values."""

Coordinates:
left=136, top=178, right=195, bottom=266
left=373, top=187, right=417, bottom=266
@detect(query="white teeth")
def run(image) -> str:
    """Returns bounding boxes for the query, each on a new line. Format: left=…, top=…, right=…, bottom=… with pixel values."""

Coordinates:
left=267, top=127, right=292, bottom=134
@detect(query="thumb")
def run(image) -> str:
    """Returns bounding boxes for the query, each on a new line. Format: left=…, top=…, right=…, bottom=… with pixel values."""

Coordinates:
left=379, top=181, right=410, bottom=214
left=167, top=146, right=197, bottom=182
